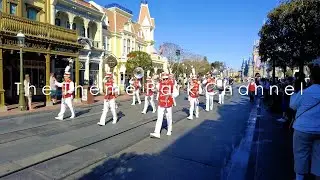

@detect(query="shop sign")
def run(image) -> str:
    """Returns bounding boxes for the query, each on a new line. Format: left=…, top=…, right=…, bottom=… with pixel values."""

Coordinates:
left=3, top=39, right=47, bottom=49
left=106, top=56, right=117, bottom=68
left=53, top=47, right=74, bottom=53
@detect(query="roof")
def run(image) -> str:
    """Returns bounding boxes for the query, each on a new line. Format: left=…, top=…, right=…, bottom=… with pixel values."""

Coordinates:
left=74, top=0, right=99, bottom=11
left=138, top=3, right=153, bottom=27
left=105, top=3, right=133, bottom=15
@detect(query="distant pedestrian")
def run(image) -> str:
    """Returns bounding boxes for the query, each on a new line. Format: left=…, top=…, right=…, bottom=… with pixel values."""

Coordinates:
left=248, top=78, right=256, bottom=102
left=24, top=74, right=33, bottom=111
left=50, top=73, right=57, bottom=104
left=290, top=59, right=320, bottom=180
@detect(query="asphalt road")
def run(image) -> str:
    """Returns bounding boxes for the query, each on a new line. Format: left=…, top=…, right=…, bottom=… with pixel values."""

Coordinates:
left=0, top=86, right=252, bottom=180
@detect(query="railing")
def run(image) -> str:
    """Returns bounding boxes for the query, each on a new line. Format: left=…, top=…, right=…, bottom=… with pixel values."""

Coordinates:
left=0, top=12, right=78, bottom=43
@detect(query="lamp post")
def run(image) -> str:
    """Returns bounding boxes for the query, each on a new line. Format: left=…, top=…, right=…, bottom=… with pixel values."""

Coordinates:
left=175, top=49, right=181, bottom=79
left=17, top=30, right=26, bottom=111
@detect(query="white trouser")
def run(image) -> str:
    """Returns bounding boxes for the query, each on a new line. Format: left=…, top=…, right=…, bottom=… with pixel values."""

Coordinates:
left=189, top=97, right=199, bottom=118
left=142, top=95, right=156, bottom=113
left=218, top=91, right=225, bottom=104
left=99, top=99, right=117, bottom=124
left=132, top=90, right=141, bottom=104
left=154, top=106, right=172, bottom=134
left=57, top=97, right=75, bottom=118
left=205, top=93, right=214, bottom=111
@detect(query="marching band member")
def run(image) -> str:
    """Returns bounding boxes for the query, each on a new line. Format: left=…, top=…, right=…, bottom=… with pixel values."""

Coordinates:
left=217, top=76, right=227, bottom=104
left=98, top=66, right=118, bottom=125
left=202, top=73, right=216, bottom=111
left=129, top=76, right=141, bottom=105
left=187, top=69, right=202, bottom=119
left=54, top=66, right=75, bottom=120
left=142, top=70, right=156, bottom=114
left=150, top=71, right=179, bottom=139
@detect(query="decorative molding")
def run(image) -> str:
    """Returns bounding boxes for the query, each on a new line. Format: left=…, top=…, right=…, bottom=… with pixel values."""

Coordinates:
left=55, top=4, right=101, bottom=21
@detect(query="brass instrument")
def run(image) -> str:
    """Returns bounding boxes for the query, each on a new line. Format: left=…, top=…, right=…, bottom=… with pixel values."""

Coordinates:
left=133, top=67, right=144, bottom=79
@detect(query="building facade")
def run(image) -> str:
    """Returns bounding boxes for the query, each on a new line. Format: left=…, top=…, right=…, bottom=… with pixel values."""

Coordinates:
left=51, top=0, right=105, bottom=89
left=0, top=0, right=83, bottom=111
left=91, top=1, right=168, bottom=92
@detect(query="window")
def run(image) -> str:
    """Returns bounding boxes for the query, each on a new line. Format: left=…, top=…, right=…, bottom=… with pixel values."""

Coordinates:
left=10, top=3, right=17, bottom=15
left=123, top=39, right=126, bottom=55
left=81, top=26, right=85, bottom=37
left=127, top=39, right=130, bottom=54
left=0, top=1, right=2, bottom=12
left=27, top=8, right=38, bottom=20
left=104, top=36, right=108, bottom=50
left=107, top=37, right=110, bottom=51
left=72, top=23, right=76, bottom=30
left=55, top=18, right=61, bottom=26
left=66, top=21, right=70, bottom=29
left=87, top=28, right=90, bottom=39
left=138, top=45, right=141, bottom=51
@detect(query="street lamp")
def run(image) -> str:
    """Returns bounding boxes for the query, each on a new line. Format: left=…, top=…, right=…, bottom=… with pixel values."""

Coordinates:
left=17, top=30, right=26, bottom=111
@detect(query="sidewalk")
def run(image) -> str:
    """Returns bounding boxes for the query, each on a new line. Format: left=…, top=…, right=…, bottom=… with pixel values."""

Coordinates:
left=0, top=94, right=132, bottom=118
left=245, top=98, right=294, bottom=180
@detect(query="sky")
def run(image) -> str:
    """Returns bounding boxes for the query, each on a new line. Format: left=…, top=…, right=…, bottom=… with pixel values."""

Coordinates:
left=94, top=0, right=279, bottom=70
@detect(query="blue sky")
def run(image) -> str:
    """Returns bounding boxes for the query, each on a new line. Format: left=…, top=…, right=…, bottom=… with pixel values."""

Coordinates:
left=95, top=0, right=279, bottom=70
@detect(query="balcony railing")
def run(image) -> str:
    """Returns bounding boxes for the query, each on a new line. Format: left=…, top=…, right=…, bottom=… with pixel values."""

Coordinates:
left=0, top=12, right=78, bottom=43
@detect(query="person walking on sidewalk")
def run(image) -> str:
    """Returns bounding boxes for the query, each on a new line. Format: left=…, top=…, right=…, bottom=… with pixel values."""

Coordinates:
left=54, top=66, right=75, bottom=120
left=142, top=70, right=156, bottom=114
left=248, top=78, right=256, bottom=102
left=129, top=77, right=141, bottom=105
left=50, top=73, right=57, bottom=104
left=150, top=71, right=179, bottom=139
left=290, top=59, right=320, bottom=180
left=24, top=74, right=33, bottom=111
left=98, top=67, right=118, bottom=126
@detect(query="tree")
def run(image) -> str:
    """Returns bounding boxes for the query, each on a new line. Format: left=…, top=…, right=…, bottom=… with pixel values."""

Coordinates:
left=259, top=0, right=320, bottom=79
left=211, top=61, right=224, bottom=70
left=126, top=51, right=153, bottom=76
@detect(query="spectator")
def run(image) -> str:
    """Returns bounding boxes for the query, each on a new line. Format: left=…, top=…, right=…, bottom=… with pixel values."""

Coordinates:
left=50, top=73, right=57, bottom=104
left=248, top=78, right=256, bottom=102
left=24, top=74, right=33, bottom=111
left=290, top=59, right=320, bottom=180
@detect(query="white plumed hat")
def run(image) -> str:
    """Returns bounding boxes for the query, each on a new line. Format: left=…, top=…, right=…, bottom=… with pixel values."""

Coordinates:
left=146, top=70, right=151, bottom=79
left=105, top=64, right=112, bottom=77
left=64, top=66, right=71, bottom=77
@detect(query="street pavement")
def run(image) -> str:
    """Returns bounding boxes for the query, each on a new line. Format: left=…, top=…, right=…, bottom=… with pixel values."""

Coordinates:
left=0, top=86, right=254, bottom=180
left=245, top=98, right=294, bottom=180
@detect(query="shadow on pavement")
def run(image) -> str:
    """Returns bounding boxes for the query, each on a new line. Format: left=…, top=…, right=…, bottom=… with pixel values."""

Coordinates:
left=77, top=95, right=252, bottom=180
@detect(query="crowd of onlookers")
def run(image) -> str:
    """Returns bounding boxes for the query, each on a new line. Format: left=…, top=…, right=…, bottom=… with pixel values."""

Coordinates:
left=247, top=59, right=320, bottom=180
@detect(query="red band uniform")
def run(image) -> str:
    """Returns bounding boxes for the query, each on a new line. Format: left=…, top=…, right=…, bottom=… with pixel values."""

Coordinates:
left=98, top=73, right=118, bottom=125
left=55, top=66, right=75, bottom=120
left=150, top=73, right=178, bottom=139
left=142, top=77, right=156, bottom=114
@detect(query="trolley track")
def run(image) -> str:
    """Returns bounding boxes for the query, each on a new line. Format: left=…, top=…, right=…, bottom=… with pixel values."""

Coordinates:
left=0, top=99, right=139, bottom=144
left=0, top=105, right=190, bottom=179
